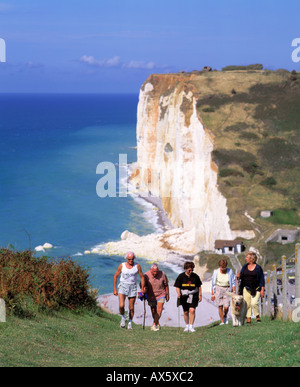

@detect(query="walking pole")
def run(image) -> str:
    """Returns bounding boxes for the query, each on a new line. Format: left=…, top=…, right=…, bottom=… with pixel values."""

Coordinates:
left=143, top=298, right=146, bottom=330
left=138, top=290, right=147, bottom=330
left=177, top=298, right=181, bottom=331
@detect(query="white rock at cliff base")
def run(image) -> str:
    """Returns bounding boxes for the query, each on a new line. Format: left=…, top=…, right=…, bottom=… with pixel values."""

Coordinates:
left=43, top=243, right=53, bottom=249
left=91, top=248, right=101, bottom=254
left=98, top=228, right=196, bottom=264
left=35, top=245, right=45, bottom=252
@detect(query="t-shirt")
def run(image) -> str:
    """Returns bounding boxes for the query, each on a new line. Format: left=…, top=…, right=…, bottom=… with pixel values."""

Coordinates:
left=144, top=270, right=168, bottom=302
left=174, top=272, right=202, bottom=292
left=243, top=265, right=258, bottom=290
left=216, top=269, right=230, bottom=287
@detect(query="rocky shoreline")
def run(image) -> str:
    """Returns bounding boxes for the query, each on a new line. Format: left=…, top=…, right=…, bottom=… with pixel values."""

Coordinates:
left=95, top=170, right=199, bottom=267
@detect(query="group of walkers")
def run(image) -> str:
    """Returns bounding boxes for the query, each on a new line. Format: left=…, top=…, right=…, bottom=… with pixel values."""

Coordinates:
left=113, top=251, right=265, bottom=331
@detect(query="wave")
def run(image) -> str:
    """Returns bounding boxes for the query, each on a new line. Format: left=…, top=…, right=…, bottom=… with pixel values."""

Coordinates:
left=119, top=163, right=164, bottom=234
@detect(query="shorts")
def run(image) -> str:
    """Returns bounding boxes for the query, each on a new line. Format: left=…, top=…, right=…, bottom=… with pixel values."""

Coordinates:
left=118, top=282, right=137, bottom=298
left=215, top=285, right=230, bottom=308
left=180, top=294, right=199, bottom=312
left=148, top=297, right=166, bottom=307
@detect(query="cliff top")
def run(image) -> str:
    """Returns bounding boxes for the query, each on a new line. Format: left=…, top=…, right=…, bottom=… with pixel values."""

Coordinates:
left=142, top=68, right=300, bottom=264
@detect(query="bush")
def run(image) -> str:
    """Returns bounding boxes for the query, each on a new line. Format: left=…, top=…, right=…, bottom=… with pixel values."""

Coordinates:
left=238, top=131, right=259, bottom=141
left=0, top=249, right=97, bottom=313
left=202, top=107, right=215, bottom=112
left=222, top=64, right=263, bottom=71
left=258, top=138, right=300, bottom=170
left=219, top=168, right=244, bottom=178
left=224, top=122, right=249, bottom=133
left=212, top=149, right=263, bottom=178
left=260, top=177, right=277, bottom=187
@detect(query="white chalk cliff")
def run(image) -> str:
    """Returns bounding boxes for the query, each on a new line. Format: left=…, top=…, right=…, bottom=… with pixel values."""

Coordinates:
left=130, top=73, right=253, bottom=253
left=100, top=73, right=254, bottom=260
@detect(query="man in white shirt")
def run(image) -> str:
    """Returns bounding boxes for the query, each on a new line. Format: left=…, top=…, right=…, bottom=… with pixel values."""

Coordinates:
left=113, top=251, right=144, bottom=330
left=211, top=259, right=236, bottom=325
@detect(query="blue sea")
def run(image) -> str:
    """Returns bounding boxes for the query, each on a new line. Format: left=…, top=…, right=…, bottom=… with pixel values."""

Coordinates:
left=0, top=93, right=178, bottom=294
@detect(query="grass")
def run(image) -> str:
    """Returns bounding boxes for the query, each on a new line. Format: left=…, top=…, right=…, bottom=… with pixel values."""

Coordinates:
left=191, top=69, right=300, bottom=234
left=265, top=209, right=300, bottom=226
left=0, top=308, right=299, bottom=367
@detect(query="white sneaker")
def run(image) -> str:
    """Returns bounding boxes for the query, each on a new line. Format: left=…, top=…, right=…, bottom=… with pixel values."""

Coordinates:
left=120, top=317, right=126, bottom=328
left=189, top=325, right=196, bottom=333
left=224, top=317, right=229, bottom=325
left=219, top=322, right=224, bottom=326
left=184, top=325, right=189, bottom=332
left=151, top=325, right=160, bottom=331
left=127, top=321, right=133, bottom=330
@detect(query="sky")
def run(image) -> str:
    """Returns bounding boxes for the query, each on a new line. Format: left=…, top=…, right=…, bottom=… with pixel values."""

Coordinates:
left=0, top=0, right=299, bottom=93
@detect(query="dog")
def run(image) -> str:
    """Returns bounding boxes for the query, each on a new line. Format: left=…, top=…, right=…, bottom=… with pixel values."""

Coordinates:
left=227, top=292, right=247, bottom=326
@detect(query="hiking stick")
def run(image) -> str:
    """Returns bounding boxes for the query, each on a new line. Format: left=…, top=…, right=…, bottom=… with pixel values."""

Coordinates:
left=177, top=298, right=181, bottom=330
left=143, top=298, right=146, bottom=330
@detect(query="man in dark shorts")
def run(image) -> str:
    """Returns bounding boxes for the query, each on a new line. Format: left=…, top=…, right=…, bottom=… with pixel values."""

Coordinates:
left=175, top=261, right=202, bottom=332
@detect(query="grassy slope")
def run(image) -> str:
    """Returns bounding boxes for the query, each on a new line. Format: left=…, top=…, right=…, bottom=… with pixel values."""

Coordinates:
left=0, top=309, right=299, bottom=367
left=188, top=69, right=300, bottom=266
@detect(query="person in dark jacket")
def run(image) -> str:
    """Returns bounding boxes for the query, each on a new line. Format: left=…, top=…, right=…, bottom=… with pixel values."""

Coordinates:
left=237, top=252, right=265, bottom=324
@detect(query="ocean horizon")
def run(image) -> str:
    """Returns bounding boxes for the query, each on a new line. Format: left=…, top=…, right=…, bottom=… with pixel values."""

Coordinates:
left=0, top=93, right=179, bottom=294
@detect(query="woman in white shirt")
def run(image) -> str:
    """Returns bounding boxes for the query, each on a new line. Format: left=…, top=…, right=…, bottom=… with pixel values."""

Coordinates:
left=211, top=259, right=236, bottom=325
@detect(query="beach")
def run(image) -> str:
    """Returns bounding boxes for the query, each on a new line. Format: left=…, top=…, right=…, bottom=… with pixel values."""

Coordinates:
left=95, top=169, right=201, bottom=266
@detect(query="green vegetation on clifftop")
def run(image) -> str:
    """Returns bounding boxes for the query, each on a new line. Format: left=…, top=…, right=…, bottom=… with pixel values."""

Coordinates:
left=187, top=69, right=300, bottom=254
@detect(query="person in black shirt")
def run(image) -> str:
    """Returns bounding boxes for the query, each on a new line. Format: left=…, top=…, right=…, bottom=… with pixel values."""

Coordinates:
left=174, top=261, right=202, bottom=332
left=237, top=252, right=265, bottom=324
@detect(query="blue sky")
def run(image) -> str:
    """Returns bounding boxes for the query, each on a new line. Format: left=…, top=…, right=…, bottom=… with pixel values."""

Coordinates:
left=0, top=0, right=299, bottom=93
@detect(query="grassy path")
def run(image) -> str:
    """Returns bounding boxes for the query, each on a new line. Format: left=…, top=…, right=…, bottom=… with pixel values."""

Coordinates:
left=0, top=309, right=299, bottom=367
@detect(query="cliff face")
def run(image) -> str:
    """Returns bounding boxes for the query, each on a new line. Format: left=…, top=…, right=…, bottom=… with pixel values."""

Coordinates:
left=132, top=73, right=234, bottom=251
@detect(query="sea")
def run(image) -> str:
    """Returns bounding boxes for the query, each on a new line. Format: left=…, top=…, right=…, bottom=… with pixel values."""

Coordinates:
left=0, top=93, right=179, bottom=295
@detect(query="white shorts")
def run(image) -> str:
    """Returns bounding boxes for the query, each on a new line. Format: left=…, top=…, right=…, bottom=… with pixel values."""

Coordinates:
left=215, top=285, right=230, bottom=308
left=118, top=282, right=137, bottom=298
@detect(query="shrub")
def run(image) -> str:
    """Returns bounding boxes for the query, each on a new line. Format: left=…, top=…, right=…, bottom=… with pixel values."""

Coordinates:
left=202, top=107, right=215, bottom=112
left=212, top=149, right=254, bottom=166
left=242, top=161, right=263, bottom=177
left=219, top=168, right=244, bottom=178
left=212, top=149, right=263, bottom=178
left=260, top=177, right=277, bottom=187
left=258, top=138, right=300, bottom=170
left=224, top=122, right=249, bottom=133
left=0, top=249, right=97, bottom=313
left=222, top=64, right=263, bottom=71
left=238, top=131, right=259, bottom=141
